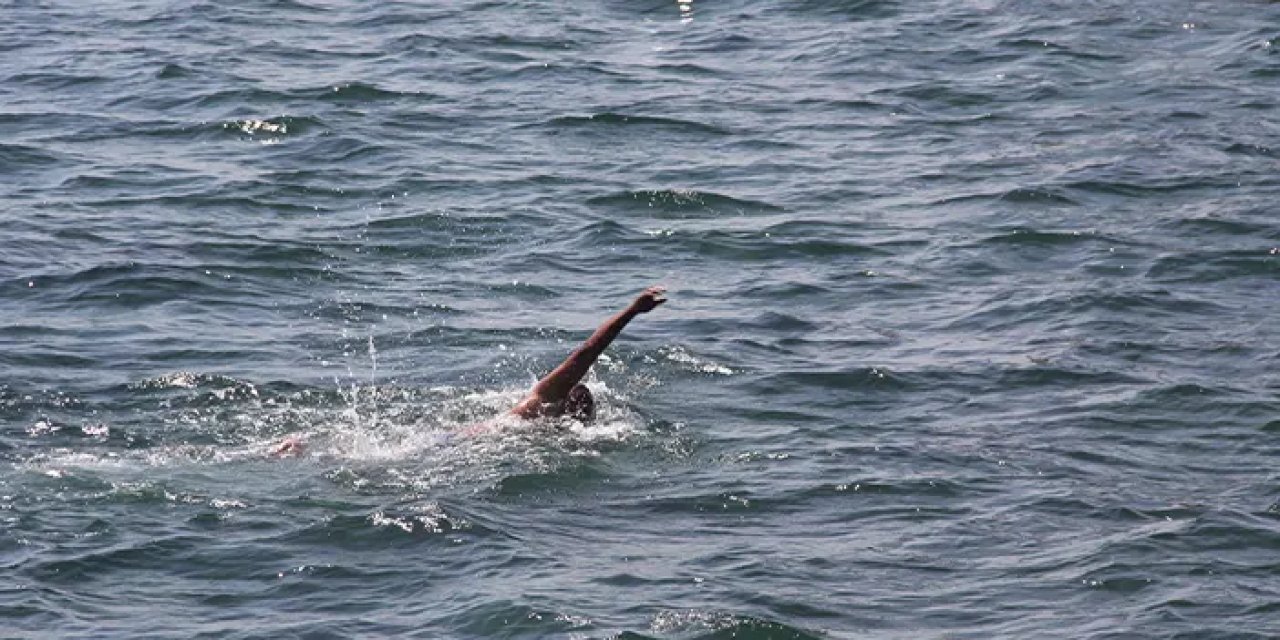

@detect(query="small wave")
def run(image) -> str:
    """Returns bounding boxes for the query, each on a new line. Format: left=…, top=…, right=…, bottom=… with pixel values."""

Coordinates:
left=284, top=504, right=471, bottom=545
left=3, top=349, right=100, bottom=370
left=25, top=262, right=237, bottom=308
left=220, top=115, right=324, bottom=141
left=295, top=133, right=390, bottom=164
left=760, top=218, right=874, bottom=237
left=185, top=239, right=337, bottom=271
left=364, top=211, right=454, bottom=231
left=444, top=600, right=594, bottom=637
left=79, top=192, right=321, bottom=214
left=1073, top=563, right=1160, bottom=594
left=647, top=229, right=880, bottom=262
left=998, top=187, right=1080, bottom=205
left=1146, top=249, right=1279, bottom=283
left=1000, top=38, right=1125, bottom=63
left=1164, top=216, right=1275, bottom=238
left=25, top=535, right=200, bottom=585
left=946, top=289, right=1228, bottom=333
left=636, top=477, right=971, bottom=517
left=7, top=71, right=109, bottom=90
left=543, top=112, right=730, bottom=136
left=748, top=311, right=818, bottom=333
left=492, top=458, right=609, bottom=496
left=822, top=477, right=971, bottom=499
left=182, top=86, right=296, bottom=109
left=0, top=143, right=70, bottom=175
left=896, top=82, right=995, bottom=108
left=154, top=63, right=192, bottom=79
left=795, top=96, right=886, bottom=112
left=319, top=81, right=417, bottom=102
left=131, top=371, right=218, bottom=390
left=976, top=227, right=1103, bottom=247
left=1224, top=142, right=1276, bottom=158
left=650, top=62, right=723, bottom=77
left=368, top=502, right=469, bottom=535
left=105, top=481, right=249, bottom=510
left=587, top=189, right=783, bottom=216
left=499, top=60, right=625, bottom=81
left=129, top=372, right=264, bottom=407
left=263, top=0, right=332, bottom=12
left=748, top=235, right=885, bottom=259
left=646, top=610, right=822, bottom=640
left=658, top=345, right=735, bottom=376
left=995, top=366, right=1142, bottom=389
left=934, top=187, right=1079, bottom=207
left=752, top=368, right=911, bottom=395
left=738, top=280, right=833, bottom=299
left=1127, top=383, right=1242, bottom=407
left=1065, top=176, right=1238, bottom=197
left=0, top=386, right=84, bottom=415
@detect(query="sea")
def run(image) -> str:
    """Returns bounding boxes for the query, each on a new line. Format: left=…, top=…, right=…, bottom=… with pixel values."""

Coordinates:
left=2, top=1, right=1278, bottom=638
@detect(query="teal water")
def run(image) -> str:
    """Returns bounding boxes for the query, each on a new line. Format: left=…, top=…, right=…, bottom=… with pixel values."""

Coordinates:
left=2, top=1, right=1279, bottom=638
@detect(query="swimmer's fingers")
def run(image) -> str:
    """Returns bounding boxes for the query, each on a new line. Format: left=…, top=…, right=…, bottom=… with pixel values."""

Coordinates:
left=632, top=286, right=668, bottom=313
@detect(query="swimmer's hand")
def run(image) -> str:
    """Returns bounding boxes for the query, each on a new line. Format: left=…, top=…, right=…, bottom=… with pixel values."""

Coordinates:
left=630, top=286, right=667, bottom=313
left=271, top=437, right=305, bottom=457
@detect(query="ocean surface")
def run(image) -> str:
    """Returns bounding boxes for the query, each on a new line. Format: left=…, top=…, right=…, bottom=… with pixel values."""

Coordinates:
left=2, top=1, right=1279, bottom=638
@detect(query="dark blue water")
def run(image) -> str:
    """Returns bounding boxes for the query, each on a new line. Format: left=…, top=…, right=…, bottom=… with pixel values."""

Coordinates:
left=3, top=1, right=1279, bottom=637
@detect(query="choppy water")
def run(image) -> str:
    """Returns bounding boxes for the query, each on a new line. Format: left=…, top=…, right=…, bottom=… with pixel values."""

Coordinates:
left=3, top=1, right=1279, bottom=638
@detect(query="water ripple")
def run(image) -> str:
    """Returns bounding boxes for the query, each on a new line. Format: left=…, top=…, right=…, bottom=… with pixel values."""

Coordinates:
left=4, top=0, right=1280, bottom=637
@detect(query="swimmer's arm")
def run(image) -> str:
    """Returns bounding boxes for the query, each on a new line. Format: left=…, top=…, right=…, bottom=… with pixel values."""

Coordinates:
left=512, top=286, right=666, bottom=417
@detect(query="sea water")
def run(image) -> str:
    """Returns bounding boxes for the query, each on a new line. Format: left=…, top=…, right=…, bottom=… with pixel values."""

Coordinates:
left=2, top=1, right=1278, bottom=637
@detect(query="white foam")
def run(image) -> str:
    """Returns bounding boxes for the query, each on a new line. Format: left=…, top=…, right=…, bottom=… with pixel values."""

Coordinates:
left=659, top=345, right=735, bottom=375
left=21, top=379, right=649, bottom=496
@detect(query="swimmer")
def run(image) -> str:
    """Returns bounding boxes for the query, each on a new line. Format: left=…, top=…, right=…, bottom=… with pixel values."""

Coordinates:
left=509, top=285, right=667, bottom=421
left=271, top=285, right=668, bottom=455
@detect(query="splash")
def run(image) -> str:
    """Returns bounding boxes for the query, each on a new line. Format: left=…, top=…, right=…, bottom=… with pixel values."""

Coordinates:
left=659, top=345, right=735, bottom=375
left=21, top=374, right=648, bottom=497
left=677, top=0, right=694, bottom=23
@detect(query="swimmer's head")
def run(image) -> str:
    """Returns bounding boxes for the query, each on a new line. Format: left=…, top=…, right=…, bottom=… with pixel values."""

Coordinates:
left=565, top=384, right=595, bottom=421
